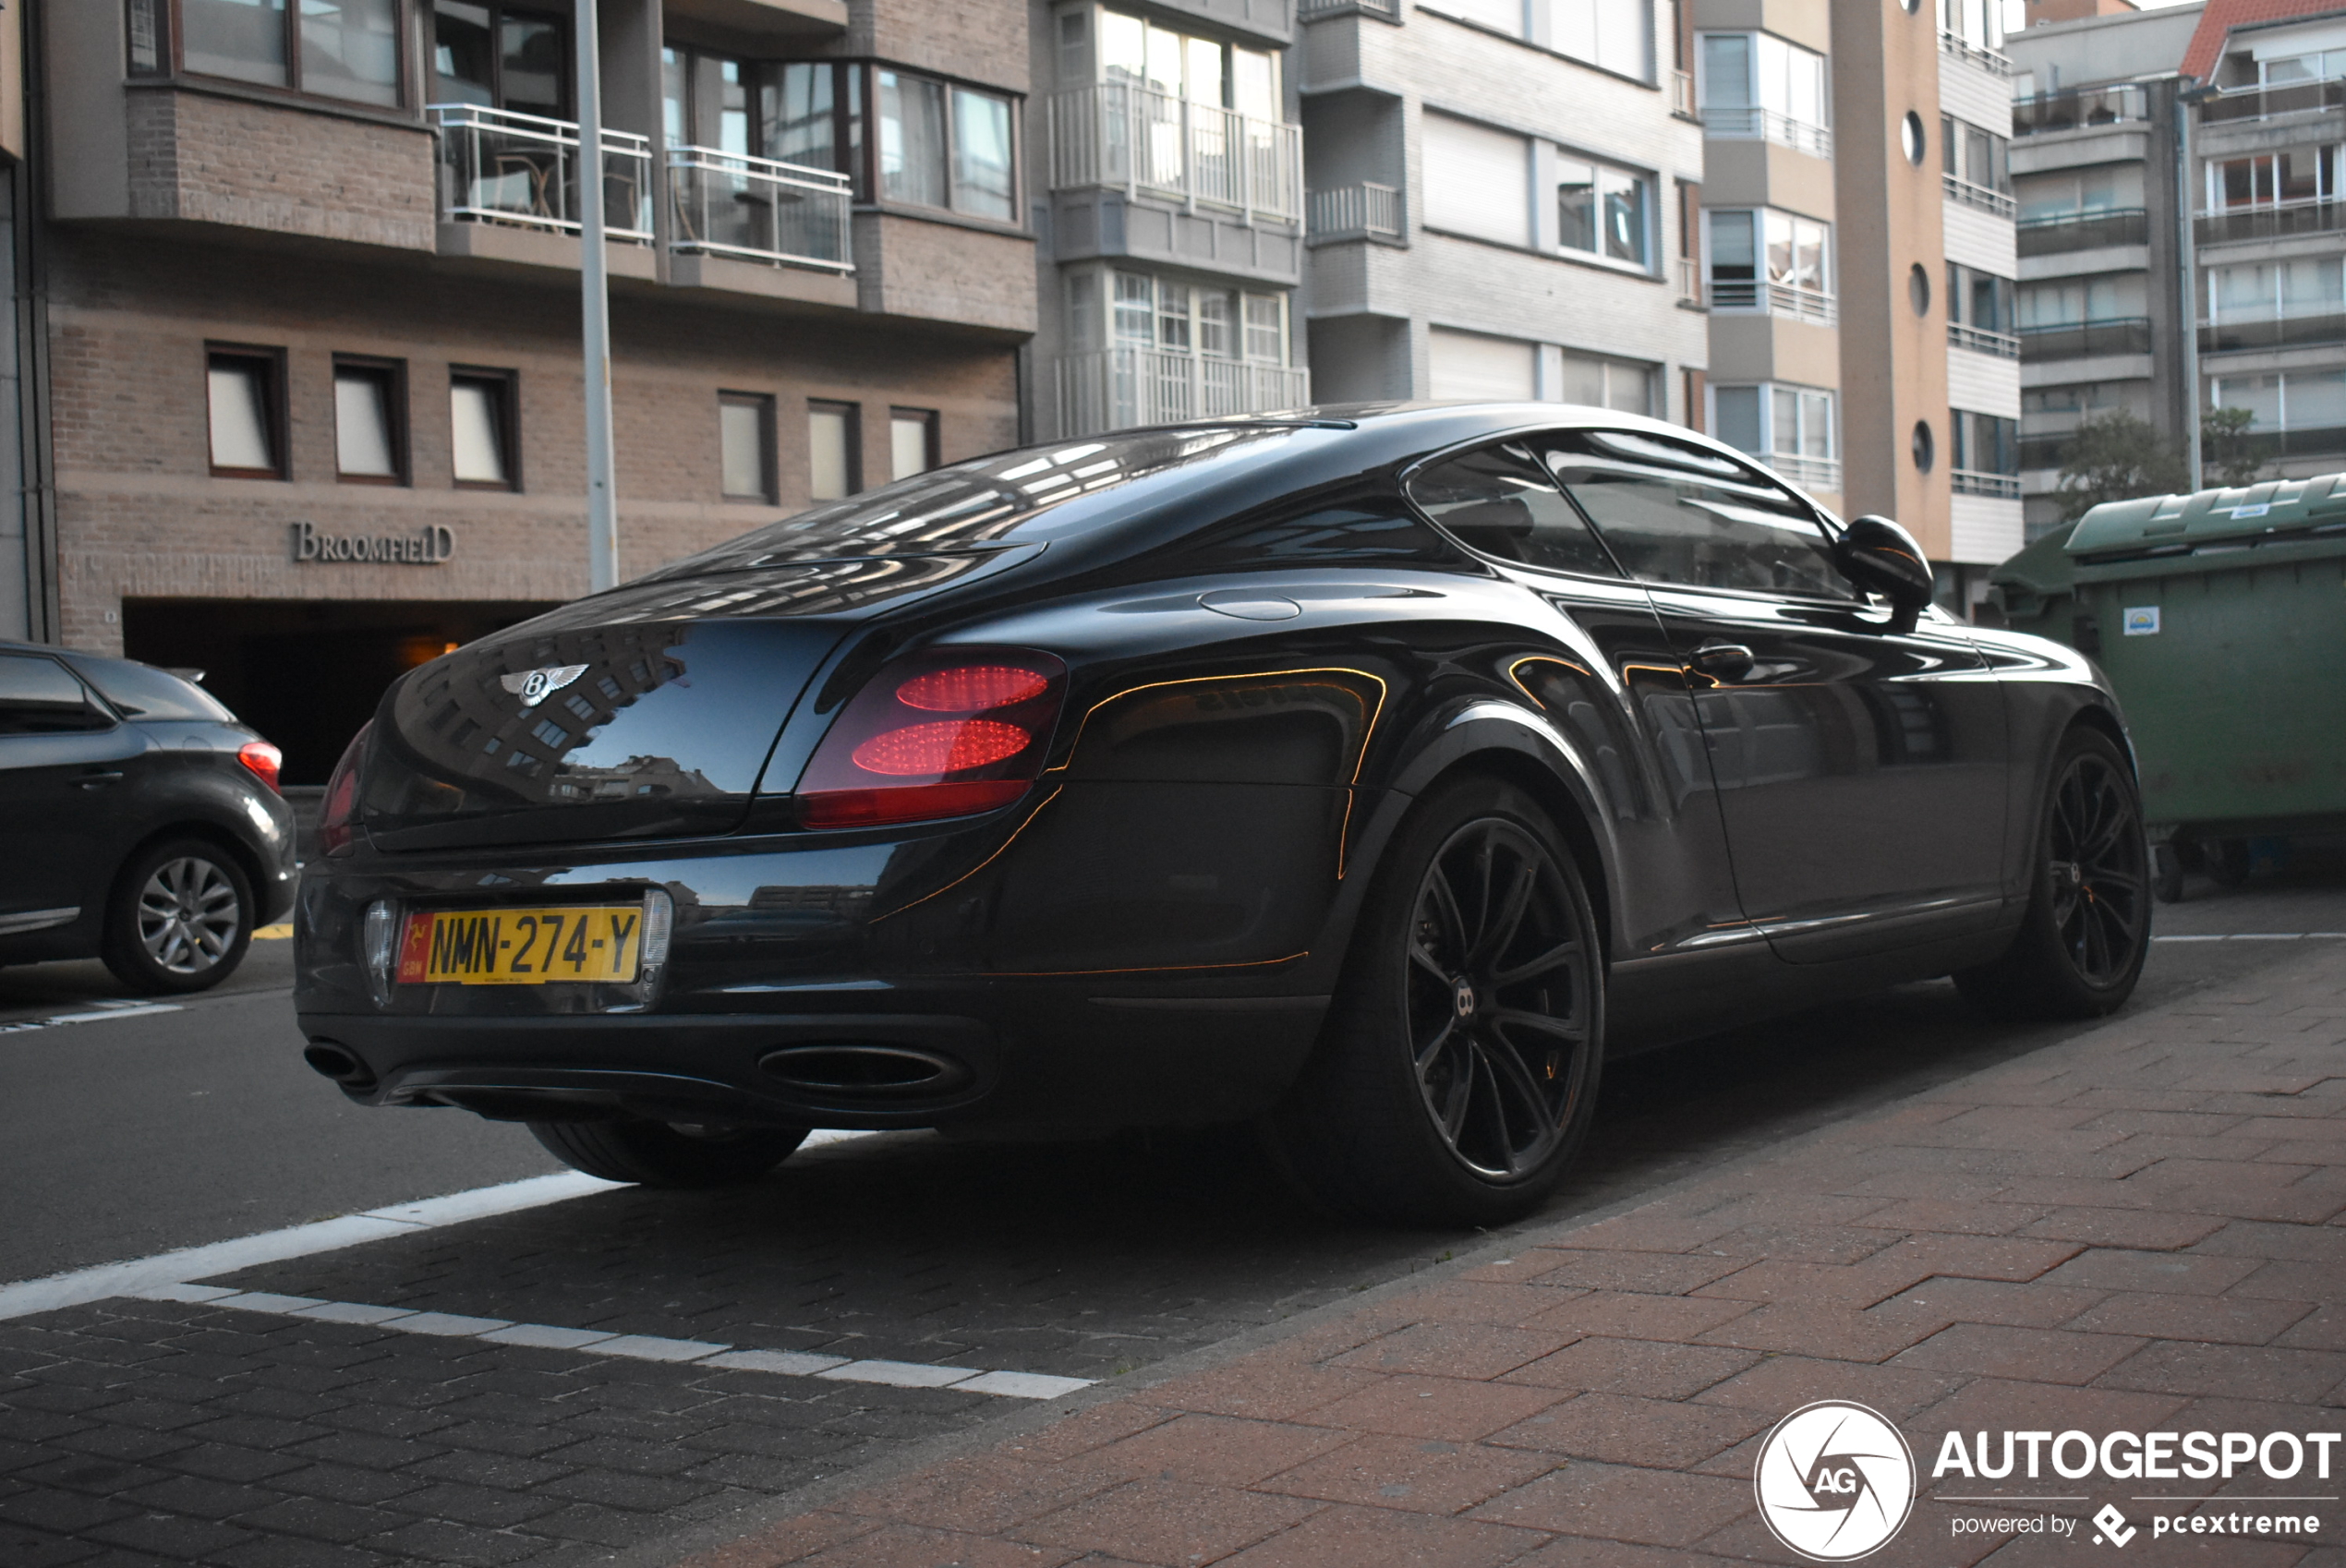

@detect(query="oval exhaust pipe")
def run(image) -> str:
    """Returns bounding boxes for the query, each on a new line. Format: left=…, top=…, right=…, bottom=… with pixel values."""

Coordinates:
left=758, top=1043, right=971, bottom=1097
left=303, top=1040, right=378, bottom=1090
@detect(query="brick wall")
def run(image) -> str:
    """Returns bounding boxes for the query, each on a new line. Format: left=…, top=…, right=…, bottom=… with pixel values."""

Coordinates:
left=853, top=214, right=1039, bottom=334
left=126, top=90, right=437, bottom=253
left=49, top=232, right=1019, bottom=654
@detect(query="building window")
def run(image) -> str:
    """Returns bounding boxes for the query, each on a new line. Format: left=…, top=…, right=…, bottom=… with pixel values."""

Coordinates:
left=2207, top=258, right=2346, bottom=326
left=809, top=401, right=860, bottom=501
left=2017, top=274, right=2146, bottom=330
left=207, top=346, right=284, bottom=479
left=333, top=358, right=405, bottom=484
left=432, top=2, right=564, bottom=118
left=2207, top=146, right=2339, bottom=211
left=1705, top=209, right=1832, bottom=318
left=2260, top=48, right=2346, bottom=85
left=165, top=0, right=404, bottom=105
left=1950, top=408, right=2020, bottom=477
left=765, top=63, right=865, bottom=195
left=720, top=392, right=776, bottom=502
left=877, top=70, right=1018, bottom=219
left=1093, top=11, right=1284, bottom=119
left=1941, top=115, right=2010, bottom=195
left=1946, top=263, right=2014, bottom=332
left=1561, top=351, right=1656, bottom=415
left=1080, top=269, right=1292, bottom=368
left=2014, top=165, right=2142, bottom=223
left=1416, top=0, right=1651, bottom=78
left=1939, top=0, right=2001, bottom=54
left=2207, top=369, right=2346, bottom=437
left=2022, top=381, right=2144, bottom=417
left=889, top=409, right=938, bottom=481
left=449, top=369, right=517, bottom=488
left=1557, top=159, right=1650, bottom=267
left=1698, top=31, right=1829, bottom=150
left=1711, top=382, right=1837, bottom=488
left=666, top=46, right=754, bottom=153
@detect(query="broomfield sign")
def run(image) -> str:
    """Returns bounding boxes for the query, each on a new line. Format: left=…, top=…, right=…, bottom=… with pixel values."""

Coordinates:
left=291, top=521, right=455, bottom=564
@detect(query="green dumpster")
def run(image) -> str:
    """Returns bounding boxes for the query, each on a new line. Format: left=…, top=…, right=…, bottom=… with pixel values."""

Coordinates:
left=1989, top=476, right=2346, bottom=899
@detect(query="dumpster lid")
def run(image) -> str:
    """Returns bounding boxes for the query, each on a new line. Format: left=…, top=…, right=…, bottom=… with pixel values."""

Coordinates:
left=2066, top=473, right=2346, bottom=561
left=1988, top=520, right=2079, bottom=598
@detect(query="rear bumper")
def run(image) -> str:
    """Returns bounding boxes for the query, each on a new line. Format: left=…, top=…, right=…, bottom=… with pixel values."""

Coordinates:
left=296, top=992, right=1329, bottom=1129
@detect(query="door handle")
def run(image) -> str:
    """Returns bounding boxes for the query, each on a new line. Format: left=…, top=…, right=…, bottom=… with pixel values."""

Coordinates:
left=1687, top=643, right=1756, bottom=680
left=74, top=771, right=125, bottom=789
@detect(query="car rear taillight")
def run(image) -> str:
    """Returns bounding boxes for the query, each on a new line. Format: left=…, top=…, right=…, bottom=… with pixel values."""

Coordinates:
left=236, top=741, right=284, bottom=793
left=797, top=649, right=1066, bottom=829
left=319, top=724, right=369, bottom=858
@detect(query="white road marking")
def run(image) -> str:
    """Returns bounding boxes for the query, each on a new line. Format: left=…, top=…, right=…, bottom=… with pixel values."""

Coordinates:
left=0, top=1001, right=185, bottom=1035
left=2153, top=932, right=2346, bottom=943
left=127, top=1284, right=1093, bottom=1400
left=0, top=1130, right=873, bottom=1323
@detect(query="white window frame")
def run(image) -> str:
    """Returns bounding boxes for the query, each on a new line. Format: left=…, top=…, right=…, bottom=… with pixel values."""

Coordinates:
left=1695, top=31, right=1830, bottom=156
left=1701, top=207, right=1834, bottom=322
left=1708, top=380, right=1839, bottom=490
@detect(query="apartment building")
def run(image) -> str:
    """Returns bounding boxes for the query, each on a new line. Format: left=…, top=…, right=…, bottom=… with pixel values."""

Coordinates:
left=1290, top=0, right=1709, bottom=425
left=1681, top=0, right=2020, bottom=602
left=38, top=0, right=1036, bottom=780
left=0, top=8, right=35, bottom=645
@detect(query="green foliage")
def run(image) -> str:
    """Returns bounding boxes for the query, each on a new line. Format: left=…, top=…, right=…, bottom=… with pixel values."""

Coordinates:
left=2201, top=405, right=2271, bottom=490
left=2055, top=409, right=2189, bottom=523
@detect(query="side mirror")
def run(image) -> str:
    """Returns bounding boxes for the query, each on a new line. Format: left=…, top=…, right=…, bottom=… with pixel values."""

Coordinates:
left=1833, top=514, right=1935, bottom=612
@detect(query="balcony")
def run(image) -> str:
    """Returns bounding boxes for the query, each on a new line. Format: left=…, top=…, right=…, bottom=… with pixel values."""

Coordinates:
left=1950, top=322, right=2020, bottom=358
left=667, top=145, right=851, bottom=272
left=2013, top=85, right=2148, bottom=138
left=430, top=104, right=653, bottom=244
left=1943, top=175, right=2016, bottom=221
left=2017, top=208, right=2148, bottom=257
left=1299, top=0, right=1401, bottom=18
left=1671, top=70, right=1695, bottom=120
left=2197, top=199, right=2346, bottom=246
left=2199, top=78, right=2346, bottom=127
left=1938, top=30, right=2013, bottom=78
left=1699, top=106, right=1832, bottom=160
left=1675, top=256, right=1701, bottom=308
left=1953, top=469, right=2023, bottom=499
left=1308, top=182, right=1403, bottom=243
left=1707, top=279, right=1836, bottom=326
left=1762, top=452, right=1842, bottom=492
left=1047, top=84, right=1303, bottom=225
left=2199, top=312, right=2346, bottom=354
left=2016, top=318, right=2154, bottom=358
left=1057, top=347, right=1310, bottom=436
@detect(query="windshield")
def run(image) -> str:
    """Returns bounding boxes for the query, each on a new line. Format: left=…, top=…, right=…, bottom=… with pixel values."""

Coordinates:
left=641, top=425, right=1302, bottom=579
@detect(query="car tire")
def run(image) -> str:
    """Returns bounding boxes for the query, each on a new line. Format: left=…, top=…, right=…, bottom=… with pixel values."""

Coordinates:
left=1956, top=728, right=2149, bottom=1021
left=527, top=1119, right=809, bottom=1188
left=1268, top=776, right=1604, bottom=1227
left=101, top=838, right=255, bottom=995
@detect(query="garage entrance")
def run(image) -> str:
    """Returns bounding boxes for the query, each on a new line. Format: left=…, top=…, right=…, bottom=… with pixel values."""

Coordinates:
left=122, top=600, right=561, bottom=785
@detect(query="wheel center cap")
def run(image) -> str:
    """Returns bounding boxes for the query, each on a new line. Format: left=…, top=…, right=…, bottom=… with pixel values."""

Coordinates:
left=1453, top=978, right=1478, bottom=1019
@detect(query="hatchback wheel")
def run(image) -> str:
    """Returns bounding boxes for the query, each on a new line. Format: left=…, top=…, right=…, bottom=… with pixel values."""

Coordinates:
left=528, top=1118, right=810, bottom=1188
left=103, top=838, right=254, bottom=995
left=1957, top=729, right=2148, bottom=1020
left=1270, top=777, right=1603, bottom=1226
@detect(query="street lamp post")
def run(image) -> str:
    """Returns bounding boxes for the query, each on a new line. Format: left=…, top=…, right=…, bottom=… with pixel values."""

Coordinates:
left=576, top=0, right=620, bottom=593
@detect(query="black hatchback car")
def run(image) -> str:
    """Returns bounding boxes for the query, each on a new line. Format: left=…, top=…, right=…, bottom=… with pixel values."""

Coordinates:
left=1, top=643, right=296, bottom=991
left=295, top=405, right=2148, bottom=1223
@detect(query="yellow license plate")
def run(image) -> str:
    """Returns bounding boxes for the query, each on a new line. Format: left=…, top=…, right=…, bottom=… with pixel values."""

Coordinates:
left=396, top=905, right=646, bottom=986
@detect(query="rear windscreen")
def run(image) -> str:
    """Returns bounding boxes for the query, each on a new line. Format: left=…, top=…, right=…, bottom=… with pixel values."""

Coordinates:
left=642, top=425, right=1303, bottom=579
left=69, top=656, right=237, bottom=722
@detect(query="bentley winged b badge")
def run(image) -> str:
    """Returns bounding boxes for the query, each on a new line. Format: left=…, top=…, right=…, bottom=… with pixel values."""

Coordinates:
left=501, top=664, right=589, bottom=708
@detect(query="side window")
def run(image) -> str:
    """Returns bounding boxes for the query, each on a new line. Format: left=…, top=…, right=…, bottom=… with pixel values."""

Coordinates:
left=1543, top=428, right=1854, bottom=599
left=0, top=654, right=115, bottom=736
left=1405, top=441, right=1621, bottom=578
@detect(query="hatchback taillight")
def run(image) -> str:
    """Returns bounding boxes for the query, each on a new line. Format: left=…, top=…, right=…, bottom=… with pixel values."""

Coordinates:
left=319, top=724, right=369, bottom=857
left=236, top=740, right=284, bottom=793
left=797, top=649, right=1066, bottom=829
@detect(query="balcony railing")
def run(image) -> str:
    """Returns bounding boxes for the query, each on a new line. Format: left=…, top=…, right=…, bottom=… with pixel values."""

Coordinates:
left=1943, top=174, right=2017, bottom=220
left=2197, top=198, right=2346, bottom=246
left=1938, top=30, right=2013, bottom=78
left=1047, top=84, right=1303, bottom=224
left=2013, top=84, right=2149, bottom=137
left=1056, top=348, right=1310, bottom=435
left=2016, top=318, right=2155, bottom=358
left=1762, top=452, right=1842, bottom=491
left=2199, top=312, right=2346, bottom=354
left=1307, top=182, right=1403, bottom=242
left=1299, top=0, right=1400, bottom=18
left=1675, top=256, right=1701, bottom=307
left=429, top=104, right=653, bottom=243
left=2199, top=77, right=2346, bottom=125
left=2017, top=207, right=2148, bottom=255
left=1671, top=70, right=1695, bottom=118
left=1952, top=468, right=2024, bottom=499
left=1707, top=278, right=1836, bottom=325
left=1950, top=321, right=2021, bottom=357
left=1699, top=105, right=1832, bottom=159
left=667, top=145, right=852, bottom=272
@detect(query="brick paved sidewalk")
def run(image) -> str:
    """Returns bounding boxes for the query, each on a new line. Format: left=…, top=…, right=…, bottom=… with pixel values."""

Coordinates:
left=681, top=945, right=2346, bottom=1568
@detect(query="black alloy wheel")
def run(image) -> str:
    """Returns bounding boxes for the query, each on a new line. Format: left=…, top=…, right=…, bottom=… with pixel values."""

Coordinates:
left=1270, top=776, right=1603, bottom=1226
left=528, top=1118, right=810, bottom=1188
left=1405, top=818, right=1594, bottom=1181
left=1957, top=729, right=2149, bottom=1020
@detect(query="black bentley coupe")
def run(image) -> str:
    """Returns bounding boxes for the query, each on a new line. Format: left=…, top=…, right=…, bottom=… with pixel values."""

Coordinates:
left=294, top=404, right=2147, bottom=1224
